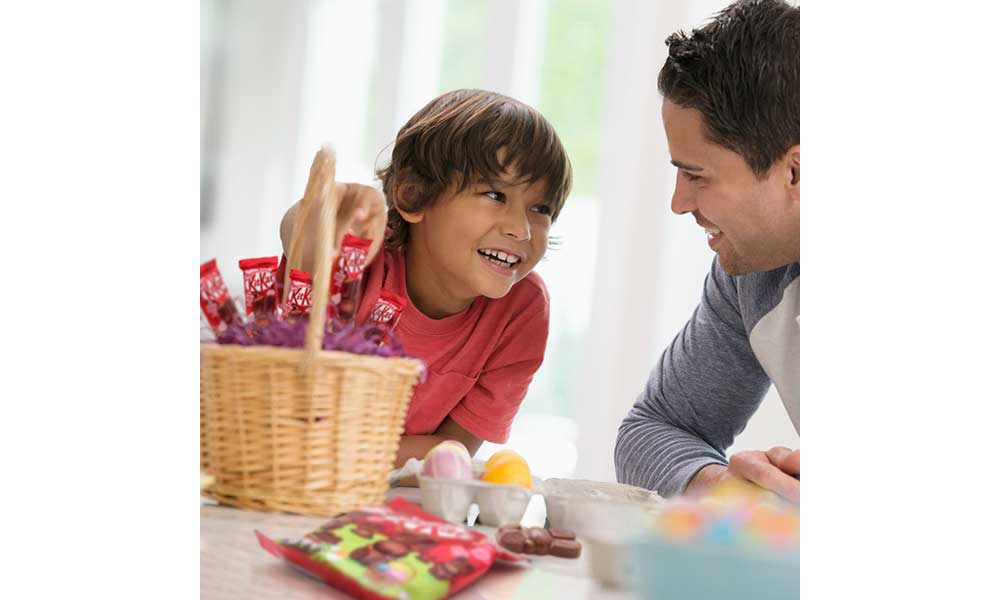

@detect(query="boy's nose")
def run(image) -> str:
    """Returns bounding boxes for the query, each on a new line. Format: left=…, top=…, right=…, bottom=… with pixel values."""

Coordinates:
left=501, top=211, right=531, bottom=241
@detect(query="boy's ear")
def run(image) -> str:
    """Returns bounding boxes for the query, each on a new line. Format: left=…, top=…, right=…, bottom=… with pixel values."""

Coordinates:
left=391, top=179, right=425, bottom=224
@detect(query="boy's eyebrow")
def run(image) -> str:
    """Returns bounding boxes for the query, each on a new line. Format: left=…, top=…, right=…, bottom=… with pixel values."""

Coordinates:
left=670, top=159, right=704, bottom=172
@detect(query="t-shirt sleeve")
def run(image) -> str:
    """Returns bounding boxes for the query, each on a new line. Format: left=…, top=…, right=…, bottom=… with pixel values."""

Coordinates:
left=614, top=257, right=772, bottom=497
left=448, top=282, right=550, bottom=444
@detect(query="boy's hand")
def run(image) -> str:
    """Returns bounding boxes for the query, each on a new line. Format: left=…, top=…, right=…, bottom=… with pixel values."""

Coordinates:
left=279, top=182, right=387, bottom=273
left=686, top=447, right=800, bottom=504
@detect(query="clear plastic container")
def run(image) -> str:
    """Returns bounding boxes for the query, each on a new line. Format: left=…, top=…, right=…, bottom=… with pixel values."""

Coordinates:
left=540, top=478, right=664, bottom=589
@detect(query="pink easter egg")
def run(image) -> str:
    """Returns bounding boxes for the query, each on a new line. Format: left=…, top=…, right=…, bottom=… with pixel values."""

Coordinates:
left=421, top=440, right=473, bottom=479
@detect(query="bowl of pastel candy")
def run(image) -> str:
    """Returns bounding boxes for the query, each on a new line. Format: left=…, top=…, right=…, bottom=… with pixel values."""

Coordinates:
left=631, top=481, right=799, bottom=600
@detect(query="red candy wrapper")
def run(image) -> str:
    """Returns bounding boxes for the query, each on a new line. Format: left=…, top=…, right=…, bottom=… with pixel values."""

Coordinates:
left=238, top=256, right=279, bottom=326
left=200, top=259, right=243, bottom=336
left=256, top=497, right=524, bottom=600
left=282, top=269, right=313, bottom=321
left=328, top=234, right=373, bottom=323
left=369, top=290, right=407, bottom=330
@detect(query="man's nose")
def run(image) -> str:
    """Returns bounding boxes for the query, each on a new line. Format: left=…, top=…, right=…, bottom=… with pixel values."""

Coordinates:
left=671, top=173, right=695, bottom=215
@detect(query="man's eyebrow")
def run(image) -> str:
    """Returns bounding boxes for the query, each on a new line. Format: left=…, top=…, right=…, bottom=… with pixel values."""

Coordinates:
left=670, top=159, right=704, bottom=172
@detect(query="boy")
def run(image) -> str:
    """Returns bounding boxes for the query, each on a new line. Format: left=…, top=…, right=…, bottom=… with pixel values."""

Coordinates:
left=280, top=89, right=572, bottom=468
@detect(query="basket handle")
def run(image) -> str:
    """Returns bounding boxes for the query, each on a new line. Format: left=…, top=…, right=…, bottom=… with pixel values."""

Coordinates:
left=284, top=145, right=341, bottom=359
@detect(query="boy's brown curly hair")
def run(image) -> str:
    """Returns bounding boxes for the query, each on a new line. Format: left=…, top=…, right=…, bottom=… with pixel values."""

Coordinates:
left=376, top=89, right=573, bottom=249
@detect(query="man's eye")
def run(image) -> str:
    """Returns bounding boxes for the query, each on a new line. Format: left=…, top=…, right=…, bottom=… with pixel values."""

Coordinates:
left=683, top=171, right=703, bottom=182
left=531, top=204, right=552, bottom=216
left=483, top=190, right=504, bottom=201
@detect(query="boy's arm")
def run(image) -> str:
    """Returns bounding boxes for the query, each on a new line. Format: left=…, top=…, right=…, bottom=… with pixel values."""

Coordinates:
left=614, top=258, right=773, bottom=497
left=279, top=182, right=387, bottom=272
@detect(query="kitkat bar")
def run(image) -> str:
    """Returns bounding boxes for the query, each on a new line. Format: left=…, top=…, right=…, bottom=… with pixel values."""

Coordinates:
left=328, top=234, right=373, bottom=323
left=281, top=269, right=313, bottom=321
left=239, top=256, right=279, bottom=326
left=368, top=290, right=407, bottom=330
left=200, top=259, right=243, bottom=336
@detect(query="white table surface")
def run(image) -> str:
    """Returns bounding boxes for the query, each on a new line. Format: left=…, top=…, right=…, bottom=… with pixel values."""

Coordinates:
left=201, top=488, right=637, bottom=600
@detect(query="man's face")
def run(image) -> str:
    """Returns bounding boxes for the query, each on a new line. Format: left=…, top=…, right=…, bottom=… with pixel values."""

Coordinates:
left=661, top=98, right=799, bottom=275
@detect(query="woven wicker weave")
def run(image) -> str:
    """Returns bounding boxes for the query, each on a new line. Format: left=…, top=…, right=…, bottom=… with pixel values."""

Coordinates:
left=200, top=148, right=422, bottom=515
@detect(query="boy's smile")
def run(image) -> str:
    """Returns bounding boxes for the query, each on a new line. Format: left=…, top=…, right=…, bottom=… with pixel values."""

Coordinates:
left=400, top=168, right=552, bottom=318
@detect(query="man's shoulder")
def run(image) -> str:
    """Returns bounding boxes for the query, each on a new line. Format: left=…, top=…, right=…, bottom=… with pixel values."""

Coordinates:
left=727, top=261, right=800, bottom=331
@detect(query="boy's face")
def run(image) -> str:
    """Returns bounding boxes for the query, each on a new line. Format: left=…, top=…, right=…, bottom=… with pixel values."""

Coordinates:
left=661, top=99, right=800, bottom=275
left=403, top=167, right=552, bottom=309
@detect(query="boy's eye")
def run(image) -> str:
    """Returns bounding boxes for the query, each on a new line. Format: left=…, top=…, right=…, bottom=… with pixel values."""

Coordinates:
left=531, top=204, right=552, bottom=216
left=482, top=190, right=505, bottom=201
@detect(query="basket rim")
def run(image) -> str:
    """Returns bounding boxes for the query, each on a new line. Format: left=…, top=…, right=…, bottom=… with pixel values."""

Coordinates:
left=200, top=342, right=424, bottom=372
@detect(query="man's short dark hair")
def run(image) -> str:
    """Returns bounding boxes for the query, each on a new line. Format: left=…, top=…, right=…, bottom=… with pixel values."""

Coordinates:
left=658, top=0, right=799, bottom=177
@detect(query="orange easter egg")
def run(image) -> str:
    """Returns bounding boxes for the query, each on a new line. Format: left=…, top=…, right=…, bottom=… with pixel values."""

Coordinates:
left=482, top=458, right=532, bottom=489
left=485, top=449, right=527, bottom=472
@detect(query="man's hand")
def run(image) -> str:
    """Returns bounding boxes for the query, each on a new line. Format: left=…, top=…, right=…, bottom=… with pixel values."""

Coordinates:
left=279, top=181, right=388, bottom=273
left=687, top=447, right=800, bottom=504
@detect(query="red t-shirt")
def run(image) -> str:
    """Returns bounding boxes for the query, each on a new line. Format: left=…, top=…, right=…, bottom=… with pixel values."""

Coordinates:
left=278, top=247, right=549, bottom=443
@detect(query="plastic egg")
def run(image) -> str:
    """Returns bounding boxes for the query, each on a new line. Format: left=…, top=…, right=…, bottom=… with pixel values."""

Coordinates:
left=484, top=449, right=527, bottom=472
left=482, top=457, right=532, bottom=489
left=421, top=440, right=473, bottom=480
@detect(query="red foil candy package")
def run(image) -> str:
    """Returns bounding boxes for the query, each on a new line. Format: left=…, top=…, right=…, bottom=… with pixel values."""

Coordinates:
left=256, top=497, right=523, bottom=600
left=368, top=290, right=408, bottom=331
left=282, top=269, right=313, bottom=321
left=329, top=234, right=373, bottom=323
left=200, top=259, right=243, bottom=336
left=238, top=256, right=279, bottom=326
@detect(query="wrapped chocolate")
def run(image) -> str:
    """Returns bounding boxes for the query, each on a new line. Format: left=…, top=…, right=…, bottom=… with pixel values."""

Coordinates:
left=368, top=290, right=407, bottom=330
left=200, top=258, right=243, bottom=336
left=328, top=234, right=373, bottom=323
left=256, top=497, right=524, bottom=600
left=238, top=256, right=279, bottom=326
left=282, top=269, right=313, bottom=320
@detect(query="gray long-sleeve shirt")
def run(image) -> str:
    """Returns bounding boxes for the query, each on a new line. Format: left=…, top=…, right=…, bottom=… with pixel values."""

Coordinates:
left=615, top=257, right=800, bottom=497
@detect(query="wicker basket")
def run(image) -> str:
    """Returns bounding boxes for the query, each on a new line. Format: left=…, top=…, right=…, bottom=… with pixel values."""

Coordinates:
left=200, top=148, right=422, bottom=515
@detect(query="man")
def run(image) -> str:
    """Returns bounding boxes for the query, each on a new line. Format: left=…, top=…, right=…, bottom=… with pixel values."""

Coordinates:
left=614, top=0, right=801, bottom=503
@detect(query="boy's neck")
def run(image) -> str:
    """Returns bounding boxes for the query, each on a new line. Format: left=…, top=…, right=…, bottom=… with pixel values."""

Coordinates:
left=404, top=244, right=475, bottom=319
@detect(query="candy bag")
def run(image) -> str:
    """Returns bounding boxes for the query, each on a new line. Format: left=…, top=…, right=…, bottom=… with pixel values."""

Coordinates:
left=367, top=289, right=407, bottom=345
left=256, top=497, right=524, bottom=600
left=282, top=269, right=313, bottom=321
left=200, top=258, right=243, bottom=336
left=238, top=256, right=279, bottom=326
left=328, top=234, right=373, bottom=323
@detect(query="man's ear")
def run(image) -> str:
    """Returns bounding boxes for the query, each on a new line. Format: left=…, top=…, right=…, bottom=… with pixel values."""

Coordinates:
left=787, top=145, right=801, bottom=189
left=391, top=179, right=425, bottom=224
left=784, top=145, right=800, bottom=208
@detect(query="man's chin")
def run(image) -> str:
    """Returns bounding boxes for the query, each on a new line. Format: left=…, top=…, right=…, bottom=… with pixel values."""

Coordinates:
left=717, top=248, right=754, bottom=276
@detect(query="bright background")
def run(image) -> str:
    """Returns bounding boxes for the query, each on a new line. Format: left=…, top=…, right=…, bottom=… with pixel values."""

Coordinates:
left=200, top=0, right=799, bottom=482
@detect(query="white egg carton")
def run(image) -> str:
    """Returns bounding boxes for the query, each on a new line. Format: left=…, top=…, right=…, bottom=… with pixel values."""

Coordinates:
left=389, top=458, right=539, bottom=526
